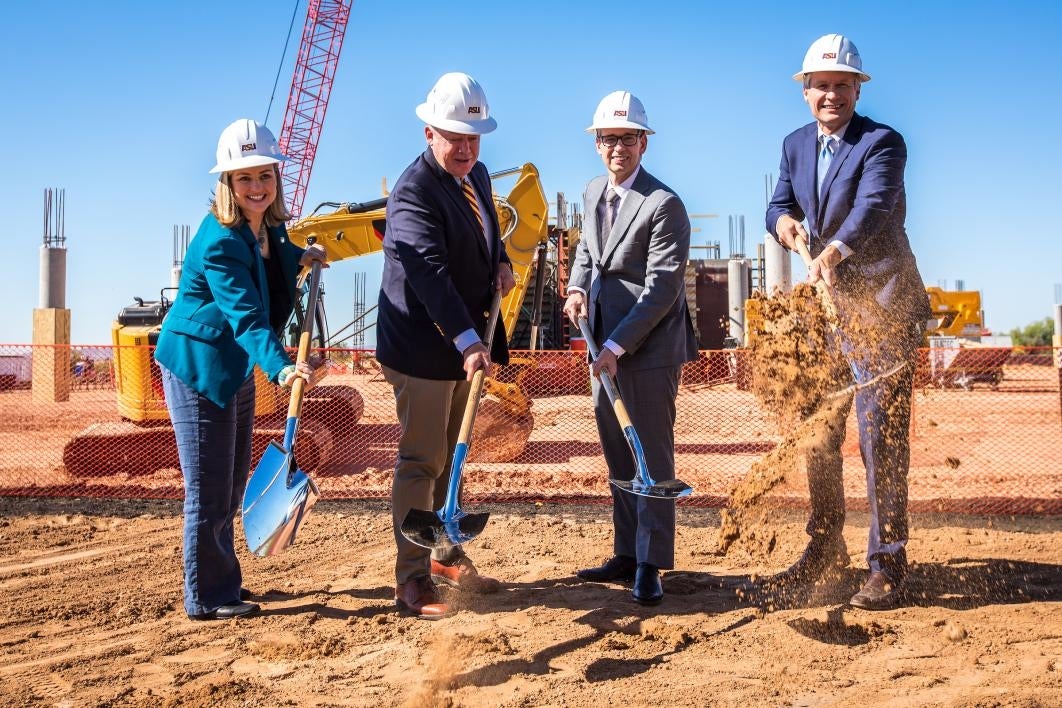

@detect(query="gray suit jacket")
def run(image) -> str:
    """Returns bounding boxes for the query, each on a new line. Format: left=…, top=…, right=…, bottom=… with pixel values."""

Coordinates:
left=569, top=167, right=698, bottom=370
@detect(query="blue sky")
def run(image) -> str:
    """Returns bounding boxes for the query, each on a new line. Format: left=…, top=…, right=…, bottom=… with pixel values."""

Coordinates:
left=2, top=1, right=1059, bottom=346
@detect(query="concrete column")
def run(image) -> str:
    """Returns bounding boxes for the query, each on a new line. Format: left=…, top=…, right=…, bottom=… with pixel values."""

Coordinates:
left=32, top=308, right=71, bottom=403
left=728, top=258, right=749, bottom=346
left=763, top=232, right=792, bottom=295
left=39, top=246, right=67, bottom=309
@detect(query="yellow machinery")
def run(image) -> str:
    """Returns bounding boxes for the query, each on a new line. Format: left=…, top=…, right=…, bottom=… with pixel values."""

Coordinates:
left=923, top=286, right=984, bottom=339
left=63, top=164, right=549, bottom=476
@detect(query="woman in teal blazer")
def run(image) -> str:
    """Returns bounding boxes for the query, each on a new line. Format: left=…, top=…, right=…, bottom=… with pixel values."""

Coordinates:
left=155, top=119, right=327, bottom=620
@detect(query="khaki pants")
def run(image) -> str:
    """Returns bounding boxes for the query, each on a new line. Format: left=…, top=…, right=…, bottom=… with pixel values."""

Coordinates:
left=382, top=365, right=472, bottom=584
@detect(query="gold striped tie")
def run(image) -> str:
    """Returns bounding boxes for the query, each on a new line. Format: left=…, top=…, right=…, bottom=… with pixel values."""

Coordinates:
left=461, top=179, right=485, bottom=233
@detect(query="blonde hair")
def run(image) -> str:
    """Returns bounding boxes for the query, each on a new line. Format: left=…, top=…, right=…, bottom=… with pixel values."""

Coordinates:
left=211, top=164, right=291, bottom=227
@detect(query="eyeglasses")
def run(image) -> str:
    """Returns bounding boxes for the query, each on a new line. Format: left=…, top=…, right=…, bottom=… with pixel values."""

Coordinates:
left=597, top=132, right=642, bottom=147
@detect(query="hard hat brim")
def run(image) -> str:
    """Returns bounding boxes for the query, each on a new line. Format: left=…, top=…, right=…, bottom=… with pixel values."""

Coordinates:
left=209, top=154, right=288, bottom=174
left=585, top=121, right=655, bottom=135
left=416, top=103, right=498, bottom=135
left=793, top=67, right=871, bottom=82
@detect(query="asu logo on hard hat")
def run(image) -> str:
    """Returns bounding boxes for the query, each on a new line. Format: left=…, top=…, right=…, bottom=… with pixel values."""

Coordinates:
left=415, top=72, right=497, bottom=135
left=586, top=91, right=654, bottom=135
left=794, top=34, right=871, bottom=82
left=210, top=120, right=289, bottom=174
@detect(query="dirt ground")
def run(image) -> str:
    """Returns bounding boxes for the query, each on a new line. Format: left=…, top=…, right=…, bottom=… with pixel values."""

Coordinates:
left=0, top=496, right=1058, bottom=707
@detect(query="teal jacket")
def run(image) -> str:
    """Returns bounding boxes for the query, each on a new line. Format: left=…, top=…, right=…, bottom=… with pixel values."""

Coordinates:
left=155, top=212, right=304, bottom=407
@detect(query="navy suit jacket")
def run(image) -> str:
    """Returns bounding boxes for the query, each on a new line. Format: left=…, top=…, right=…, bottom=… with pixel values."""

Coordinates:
left=155, top=213, right=303, bottom=407
left=376, top=148, right=510, bottom=380
left=766, top=114, right=930, bottom=343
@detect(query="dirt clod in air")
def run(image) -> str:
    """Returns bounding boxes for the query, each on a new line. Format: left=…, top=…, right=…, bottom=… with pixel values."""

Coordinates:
left=718, top=284, right=847, bottom=558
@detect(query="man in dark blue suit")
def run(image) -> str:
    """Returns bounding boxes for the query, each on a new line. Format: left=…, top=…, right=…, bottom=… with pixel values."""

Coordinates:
left=377, top=72, right=516, bottom=619
left=766, top=34, right=931, bottom=610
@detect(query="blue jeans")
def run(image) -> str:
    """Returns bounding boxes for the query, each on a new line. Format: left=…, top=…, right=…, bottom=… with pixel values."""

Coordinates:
left=161, top=365, right=255, bottom=616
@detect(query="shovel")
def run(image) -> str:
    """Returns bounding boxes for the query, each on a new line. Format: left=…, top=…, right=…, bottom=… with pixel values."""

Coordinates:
left=242, top=260, right=324, bottom=557
left=793, top=235, right=905, bottom=388
left=577, top=317, right=693, bottom=499
left=400, top=290, right=503, bottom=550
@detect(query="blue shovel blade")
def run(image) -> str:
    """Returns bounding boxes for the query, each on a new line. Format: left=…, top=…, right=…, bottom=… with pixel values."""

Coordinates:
left=242, top=441, right=320, bottom=557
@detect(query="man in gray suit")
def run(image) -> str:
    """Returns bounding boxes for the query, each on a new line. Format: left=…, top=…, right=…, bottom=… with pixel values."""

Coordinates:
left=563, top=90, right=698, bottom=605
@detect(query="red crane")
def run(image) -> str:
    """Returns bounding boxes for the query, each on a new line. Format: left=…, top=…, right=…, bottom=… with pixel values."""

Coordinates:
left=278, top=0, right=353, bottom=219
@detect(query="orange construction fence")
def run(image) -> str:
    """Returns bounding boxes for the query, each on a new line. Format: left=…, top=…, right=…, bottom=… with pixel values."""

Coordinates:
left=1, top=344, right=1059, bottom=515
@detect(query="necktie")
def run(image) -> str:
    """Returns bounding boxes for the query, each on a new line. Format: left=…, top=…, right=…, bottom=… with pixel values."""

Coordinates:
left=600, top=187, right=619, bottom=250
left=817, top=134, right=835, bottom=196
left=461, top=179, right=485, bottom=233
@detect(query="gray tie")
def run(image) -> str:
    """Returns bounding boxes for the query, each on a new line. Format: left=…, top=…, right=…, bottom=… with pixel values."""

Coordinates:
left=817, top=134, right=835, bottom=196
left=600, top=187, right=619, bottom=251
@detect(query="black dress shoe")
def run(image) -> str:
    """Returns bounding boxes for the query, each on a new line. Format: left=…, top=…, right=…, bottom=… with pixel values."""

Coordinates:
left=576, top=555, right=637, bottom=583
left=632, top=563, right=663, bottom=605
left=188, top=601, right=260, bottom=621
left=849, top=571, right=904, bottom=610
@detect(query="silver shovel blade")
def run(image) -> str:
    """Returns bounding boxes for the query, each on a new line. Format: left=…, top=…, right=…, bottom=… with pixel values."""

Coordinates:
left=400, top=507, right=491, bottom=550
left=610, top=477, right=694, bottom=499
left=243, top=441, right=320, bottom=557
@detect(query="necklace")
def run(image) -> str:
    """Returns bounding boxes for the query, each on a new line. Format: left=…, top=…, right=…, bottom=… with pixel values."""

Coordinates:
left=256, top=223, right=269, bottom=257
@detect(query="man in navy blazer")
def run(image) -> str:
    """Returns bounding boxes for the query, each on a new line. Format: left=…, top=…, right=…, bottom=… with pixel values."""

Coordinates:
left=378, top=72, right=516, bottom=619
left=765, top=35, right=931, bottom=610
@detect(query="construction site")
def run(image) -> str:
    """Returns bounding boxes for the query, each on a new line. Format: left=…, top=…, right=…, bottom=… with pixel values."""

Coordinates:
left=2, top=2, right=1060, bottom=707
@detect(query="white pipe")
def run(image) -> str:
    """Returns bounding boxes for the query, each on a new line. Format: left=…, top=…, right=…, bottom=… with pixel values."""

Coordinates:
left=763, top=233, right=792, bottom=295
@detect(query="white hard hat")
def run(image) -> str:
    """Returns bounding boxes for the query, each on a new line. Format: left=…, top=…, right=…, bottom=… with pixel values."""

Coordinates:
left=793, top=34, right=871, bottom=82
left=415, top=72, right=497, bottom=135
left=209, top=119, right=288, bottom=174
left=585, top=91, right=654, bottom=134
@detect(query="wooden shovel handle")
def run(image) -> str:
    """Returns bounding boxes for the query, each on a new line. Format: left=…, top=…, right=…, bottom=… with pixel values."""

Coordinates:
left=793, top=235, right=839, bottom=323
left=286, top=260, right=323, bottom=421
left=456, top=289, right=504, bottom=443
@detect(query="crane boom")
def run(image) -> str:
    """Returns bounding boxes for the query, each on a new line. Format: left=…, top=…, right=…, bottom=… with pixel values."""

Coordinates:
left=278, top=0, right=352, bottom=219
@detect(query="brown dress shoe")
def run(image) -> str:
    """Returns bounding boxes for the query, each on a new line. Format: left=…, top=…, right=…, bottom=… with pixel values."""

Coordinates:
left=431, top=557, right=501, bottom=594
left=395, top=576, right=453, bottom=619
left=849, top=570, right=904, bottom=610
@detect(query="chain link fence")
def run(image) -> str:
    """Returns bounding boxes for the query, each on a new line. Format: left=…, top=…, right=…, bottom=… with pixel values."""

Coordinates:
left=1, top=343, right=1059, bottom=515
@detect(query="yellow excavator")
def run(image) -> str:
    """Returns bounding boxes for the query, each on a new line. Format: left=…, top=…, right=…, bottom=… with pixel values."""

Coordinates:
left=63, top=164, right=549, bottom=477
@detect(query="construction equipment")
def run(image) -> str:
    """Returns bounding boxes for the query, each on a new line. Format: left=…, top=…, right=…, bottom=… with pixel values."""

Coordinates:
left=400, top=291, right=502, bottom=551
left=577, top=317, right=693, bottom=499
left=62, top=280, right=356, bottom=477
left=924, top=286, right=984, bottom=340
left=242, top=260, right=325, bottom=557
